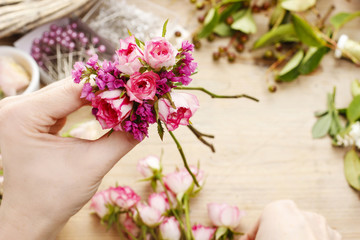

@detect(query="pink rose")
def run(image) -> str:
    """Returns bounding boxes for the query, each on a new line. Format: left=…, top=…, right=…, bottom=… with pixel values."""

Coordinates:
left=125, top=71, right=159, bottom=103
left=120, top=214, right=140, bottom=238
left=207, top=203, right=245, bottom=230
left=116, top=36, right=144, bottom=75
left=109, top=186, right=140, bottom=210
left=137, top=202, right=164, bottom=227
left=192, top=224, right=216, bottom=240
left=148, top=192, right=170, bottom=214
left=92, top=90, right=133, bottom=131
left=137, top=155, right=161, bottom=178
left=158, top=92, right=199, bottom=131
left=144, top=37, right=177, bottom=70
left=163, top=167, right=204, bottom=196
left=159, top=217, right=181, bottom=240
left=90, top=189, right=112, bottom=218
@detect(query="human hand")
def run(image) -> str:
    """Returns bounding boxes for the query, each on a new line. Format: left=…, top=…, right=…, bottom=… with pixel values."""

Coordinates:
left=0, top=78, right=139, bottom=240
left=239, top=200, right=342, bottom=240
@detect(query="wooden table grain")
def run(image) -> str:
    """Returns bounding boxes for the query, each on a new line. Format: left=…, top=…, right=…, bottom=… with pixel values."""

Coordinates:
left=55, top=0, right=360, bottom=239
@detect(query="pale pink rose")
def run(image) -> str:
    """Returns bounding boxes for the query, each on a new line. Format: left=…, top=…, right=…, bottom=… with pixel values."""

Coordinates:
left=137, top=155, right=161, bottom=178
left=109, top=186, right=140, bottom=210
left=137, top=202, right=164, bottom=227
left=207, top=203, right=245, bottom=230
left=158, top=92, right=199, bottom=131
left=116, top=36, right=144, bottom=75
left=160, top=217, right=181, bottom=240
left=90, top=189, right=112, bottom=218
left=120, top=214, right=140, bottom=238
left=125, top=71, right=159, bottom=103
left=144, top=37, right=177, bottom=70
left=148, top=192, right=169, bottom=214
left=92, top=90, right=133, bottom=131
left=163, top=167, right=204, bottom=196
left=192, top=224, right=216, bottom=240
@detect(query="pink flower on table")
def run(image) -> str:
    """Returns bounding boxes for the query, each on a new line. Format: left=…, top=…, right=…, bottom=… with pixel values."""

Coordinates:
left=137, top=202, right=164, bottom=227
left=144, top=37, right=177, bottom=70
left=125, top=71, right=159, bottom=103
left=159, top=217, right=181, bottom=240
left=192, top=224, right=216, bottom=240
left=109, top=186, right=140, bottom=210
left=120, top=214, right=140, bottom=238
left=163, top=167, right=204, bottom=196
left=90, top=189, right=112, bottom=218
left=207, top=203, right=245, bottom=230
left=91, top=90, right=133, bottom=131
left=158, top=92, right=199, bottom=131
left=137, top=155, right=161, bottom=178
left=116, top=36, right=144, bottom=75
left=148, top=192, right=170, bottom=214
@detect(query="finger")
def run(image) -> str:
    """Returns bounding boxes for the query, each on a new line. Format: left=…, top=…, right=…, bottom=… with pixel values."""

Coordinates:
left=239, top=218, right=260, bottom=240
left=303, top=211, right=342, bottom=240
left=48, top=117, right=67, bottom=135
left=81, top=130, right=140, bottom=175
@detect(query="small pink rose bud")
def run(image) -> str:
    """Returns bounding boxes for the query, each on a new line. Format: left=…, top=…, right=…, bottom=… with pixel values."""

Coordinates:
left=116, top=36, right=143, bottom=75
left=144, top=37, right=177, bottom=70
left=137, top=155, right=161, bottom=178
left=109, top=186, right=141, bottom=210
left=191, top=224, right=216, bottom=240
left=137, top=202, right=164, bottom=227
left=148, top=192, right=170, bottom=214
left=120, top=214, right=140, bottom=238
left=207, top=203, right=245, bottom=230
left=90, top=189, right=112, bottom=218
left=158, top=92, right=199, bottom=131
left=159, top=217, right=181, bottom=240
left=163, top=167, right=204, bottom=196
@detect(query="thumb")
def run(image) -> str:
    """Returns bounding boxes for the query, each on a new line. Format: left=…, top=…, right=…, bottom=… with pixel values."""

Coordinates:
left=80, top=130, right=140, bottom=175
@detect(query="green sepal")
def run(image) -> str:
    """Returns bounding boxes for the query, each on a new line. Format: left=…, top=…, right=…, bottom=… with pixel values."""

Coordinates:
left=157, top=119, right=165, bottom=141
left=215, top=227, right=228, bottom=240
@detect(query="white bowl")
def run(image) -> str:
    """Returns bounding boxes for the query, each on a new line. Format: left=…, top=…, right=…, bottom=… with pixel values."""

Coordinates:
left=0, top=46, right=40, bottom=95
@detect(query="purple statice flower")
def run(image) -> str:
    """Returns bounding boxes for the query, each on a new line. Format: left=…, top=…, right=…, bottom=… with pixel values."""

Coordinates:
left=156, top=78, right=172, bottom=96
left=160, top=71, right=175, bottom=81
left=171, top=43, right=197, bottom=86
left=181, top=40, right=194, bottom=52
left=72, top=62, right=85, bottom=83
left=80, top=82, right=95, bottom=101
left=171, top=76, right=192, bottom=85
left=123, top=121, right=149, bottom=141
left=87, top=54, right=99, bottom=70
left=102, top=59, right=115, bottom=72
left=135, top=103, right=156, bottom=124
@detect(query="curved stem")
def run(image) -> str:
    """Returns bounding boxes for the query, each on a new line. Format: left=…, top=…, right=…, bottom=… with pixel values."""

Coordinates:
left=183, top=194, right=194, bottom=240
left=168, top=130, right=200, bottom=187
left=174, top=86, right=259, bottom=102
left=187, top=125, right=215, bottom=153
left=149, top=228, right=158, bottom=240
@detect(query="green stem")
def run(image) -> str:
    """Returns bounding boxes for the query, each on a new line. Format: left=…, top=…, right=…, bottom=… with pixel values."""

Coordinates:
left=168, top=130, right=200, bottom=187
left=174, top=86, right=259, bottom=102
left=183, top=194, right=193, bottom=240
left=141, top=225, right=147, bottom=240
left=116, top=221, right=136, bottom=240
left=187, top=125, right=215, bottom=153
left=149, top=228, right=158, bottom=240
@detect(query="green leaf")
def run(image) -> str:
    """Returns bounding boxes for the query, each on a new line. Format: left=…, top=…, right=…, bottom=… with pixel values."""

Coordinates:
left=351, top=79, right=360, bottom=97
left=162, top=19, right=169, bottom=37
left=0, top=169, right=3, bottom=175
left=292, top=14, right=326, bottom=47
left=312, top=113, right=332, bottom=138
left=344, top=149, right=360, bottom=191
left=270, top=2, right=287, bottom=28
left=330, top=11, right=360, bottom=30
left=218, top=2, right=242, bottom=23
left=157, top=120, right=165, bottom=141
left=231, top=9, right=257, bottom=34
left=198, top=7, right=220, bottom=38
left=281, top=0, right=316, bottom=12
left=214, top=22, right=233, bottom=37
left=253, top=23, right=298, bottom=49
left=215, top=227, right=228, bottom=240
left=298, top=47, right=329, bottom=74
left=347, top=95, right=360, bottom=123
left=276, top=49, right=304, bottom=82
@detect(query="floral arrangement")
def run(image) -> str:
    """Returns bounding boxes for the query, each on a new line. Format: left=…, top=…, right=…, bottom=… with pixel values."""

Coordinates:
left=312, top=79, right=360, bottom=191
left=90, top=155, right=245, bottom=240
left=72, top=21, right=257, bottom=184
left=190, top=0, right=360, bottom=92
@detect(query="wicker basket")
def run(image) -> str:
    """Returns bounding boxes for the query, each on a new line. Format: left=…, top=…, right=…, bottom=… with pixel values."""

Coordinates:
left=0, top=0, right=97, bottom=38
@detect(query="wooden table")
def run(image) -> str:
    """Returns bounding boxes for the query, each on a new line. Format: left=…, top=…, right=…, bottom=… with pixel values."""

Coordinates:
left=47, top=0, right=360, bottom=239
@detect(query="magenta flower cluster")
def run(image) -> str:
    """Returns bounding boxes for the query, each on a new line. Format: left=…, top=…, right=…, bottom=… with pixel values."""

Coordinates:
left=90, top=155, right=245, bottom=240
left=72, top=35, right=198, bottom=141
